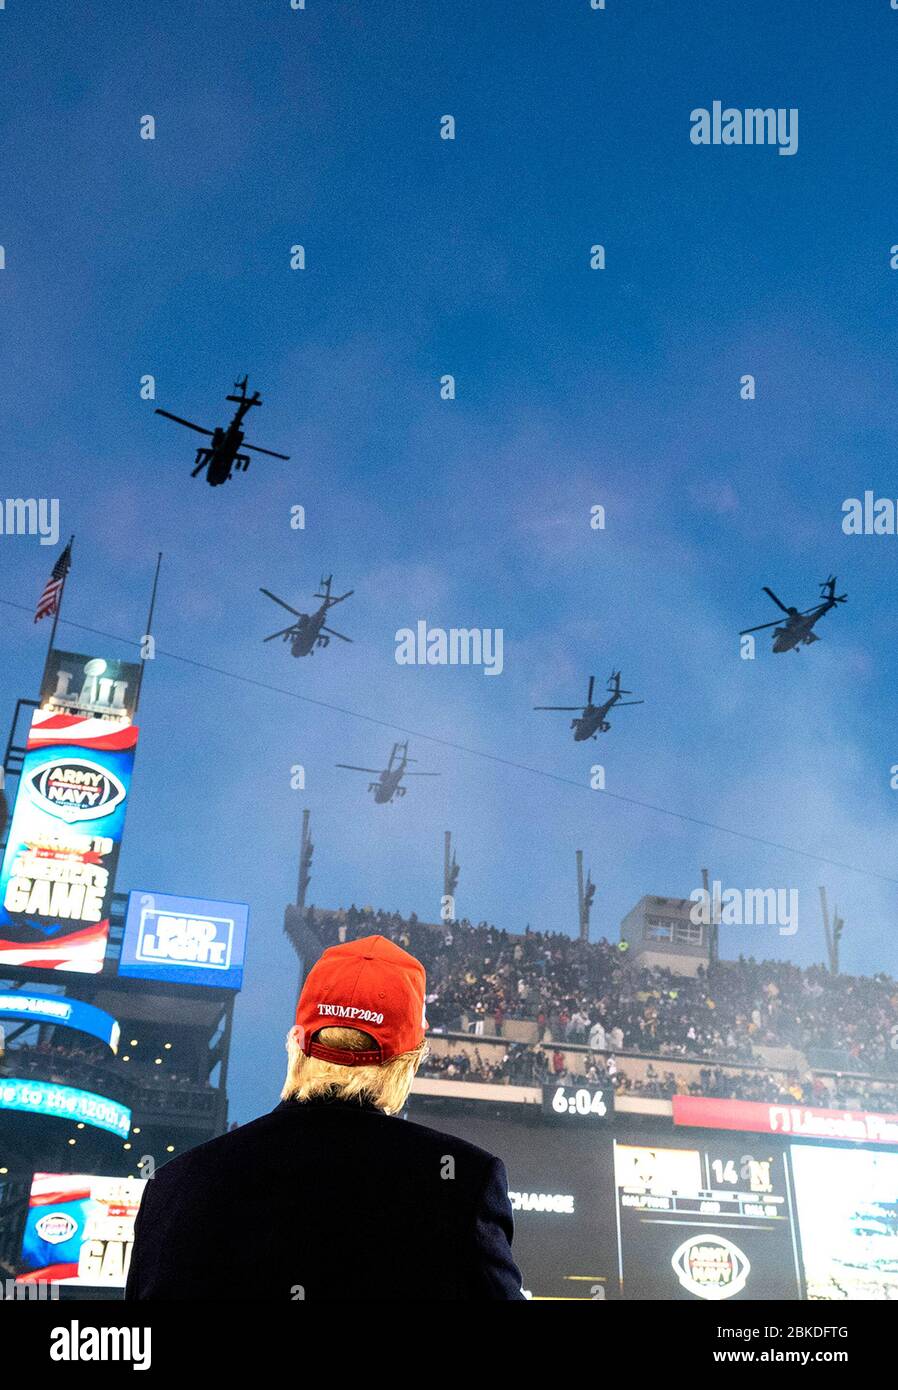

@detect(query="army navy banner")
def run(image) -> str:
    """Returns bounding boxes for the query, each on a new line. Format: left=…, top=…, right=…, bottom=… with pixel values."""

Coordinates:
left=0, top=709, right=139, bottom=973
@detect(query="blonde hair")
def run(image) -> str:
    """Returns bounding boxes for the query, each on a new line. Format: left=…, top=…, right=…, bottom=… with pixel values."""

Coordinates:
left=282, top=1026, right=426, bottom=1115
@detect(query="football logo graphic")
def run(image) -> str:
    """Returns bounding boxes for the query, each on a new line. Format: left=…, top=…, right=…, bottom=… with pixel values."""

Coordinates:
left=35, top=1211, right=79, bottom=1245
left=26, top=758, right=126, bottom=823
left=671, top=1233, right=751, bottom=1300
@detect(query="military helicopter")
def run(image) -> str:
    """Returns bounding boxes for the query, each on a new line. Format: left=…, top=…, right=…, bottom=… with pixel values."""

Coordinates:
left=336, top=741, right=439, bottom=804
left=155, top=376, right=290, bottom=486
left=260, top=576, right=353, bottom=656
left=740, top=576, right=847, bottom=653
left=534, top=671, right=643, bottom=741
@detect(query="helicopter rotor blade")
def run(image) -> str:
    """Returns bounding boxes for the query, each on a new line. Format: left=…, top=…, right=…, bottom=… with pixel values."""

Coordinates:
left=155, top=409, right=214, bottom=437
left=243, top=443, right=290, bottom=460
left=740, top=620, right=784, bottom=635
left=821, top=577, right=847, bottom=604
left=587, top=675, right=595, bottom=703
left=615, top=700, right=644, bottom=707
left=259, top=588, right=304, bottom=618
left=315, top=589, right=354, bottom=604
left=533, top=705, right=582, bottom=711
left=190, top=458, right=209, bottom=478
left=263, top=626, right=295, bottom=642
left=320, top=626, right=352, bottom=642
left=335, top=764, right=383, bottom=774
left=762, top=587, right=793, bottom=615
left=402, top=772, right=441, bottom=777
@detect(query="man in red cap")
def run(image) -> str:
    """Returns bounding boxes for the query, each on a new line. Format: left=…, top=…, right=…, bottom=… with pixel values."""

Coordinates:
left=127, top=935, right=526, bottom=1300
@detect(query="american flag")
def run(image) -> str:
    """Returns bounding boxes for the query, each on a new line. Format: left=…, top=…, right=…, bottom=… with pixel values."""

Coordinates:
left=34, top=541, right=72, bottom=622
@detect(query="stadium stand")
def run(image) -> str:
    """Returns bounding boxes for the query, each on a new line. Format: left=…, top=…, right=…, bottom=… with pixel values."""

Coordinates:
left=307, top=906, right=898, bottom=1115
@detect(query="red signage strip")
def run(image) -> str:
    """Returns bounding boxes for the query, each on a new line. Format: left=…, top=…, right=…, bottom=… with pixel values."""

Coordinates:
left=671, top=1094, right=898, bottom=1145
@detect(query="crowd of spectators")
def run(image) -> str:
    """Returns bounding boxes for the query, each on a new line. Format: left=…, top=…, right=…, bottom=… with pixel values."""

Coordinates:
left=1, top=1040, right=117, bottom=1092
left=612, top=1061, right=898, bottom=1111
left=417, top=1043, right=898, bottom=1113
left=312, top=905, right=898, bottom=1084
left=0, top=1042, right=214, bottom=1110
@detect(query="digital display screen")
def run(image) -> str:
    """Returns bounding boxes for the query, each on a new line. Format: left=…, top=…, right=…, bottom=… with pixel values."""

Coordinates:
left=0, top=709, right=138, bottom=973
left=0, top=1077, right=131, bottom=1138
left=613, top=1138, right=801, bottom=1300
left=18, top=1172, right=146, bottom=1287
left=407, top=1099, right=898, bottom=1301
left=407, top=1103, right=618, bottom=1300
left=118, top=889, right=249, bottom=989
left=542, top=1083, right=613, bottom=1124
left=40, top=650, right=142, bottom=722
left=790, top=1144, right=898, bottom=1300
left=0, top=991, right=120, bottom=1051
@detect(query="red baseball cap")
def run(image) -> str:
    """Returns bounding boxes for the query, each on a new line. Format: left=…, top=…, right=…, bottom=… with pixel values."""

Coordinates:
left=295, top=934, right=428, bottom=1066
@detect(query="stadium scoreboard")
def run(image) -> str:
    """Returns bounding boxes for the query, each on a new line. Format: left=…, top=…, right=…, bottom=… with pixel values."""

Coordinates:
left=414, top=1100, right=898, bottom=1300
left=542, top=1082, right=613, bottom=1123
left=614, top=1138, right=802, bottom=1300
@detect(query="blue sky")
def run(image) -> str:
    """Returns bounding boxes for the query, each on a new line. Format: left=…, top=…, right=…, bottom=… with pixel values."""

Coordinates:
left=2, top=1, right=898, bottom=1121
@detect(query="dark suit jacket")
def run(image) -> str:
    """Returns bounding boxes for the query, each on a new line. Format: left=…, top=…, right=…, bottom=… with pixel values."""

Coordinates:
left=125, top=1096, right=526, bottom=1301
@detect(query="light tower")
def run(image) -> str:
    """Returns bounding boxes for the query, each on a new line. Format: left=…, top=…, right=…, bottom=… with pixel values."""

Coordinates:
left=576, top=850, right=596, bottom=941
left=442, top=830, right=459, bottom=922
left=283, top=809, right=321, bottom=1009
left=819, top=886, right=844, bottom=976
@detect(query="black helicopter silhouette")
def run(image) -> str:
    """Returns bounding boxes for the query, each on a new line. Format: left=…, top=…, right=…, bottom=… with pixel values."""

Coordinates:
left=740, top=576, right=847, bottom=653
left=155, top=376, right=290, bottom=486
left=260, top=575, right=353, bottom=656
left=535, top=670, right=643, bottom=741
left=336, top=741, right=439, bottom=803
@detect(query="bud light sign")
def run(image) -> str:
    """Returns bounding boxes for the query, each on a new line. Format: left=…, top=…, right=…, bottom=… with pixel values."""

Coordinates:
left=119, top=891, right=248, bottom=989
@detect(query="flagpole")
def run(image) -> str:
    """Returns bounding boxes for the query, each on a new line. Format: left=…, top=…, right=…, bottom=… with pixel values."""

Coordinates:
left=134, top=551, right=162, bottom=715
left=40, top=534, right=75, bottom=699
